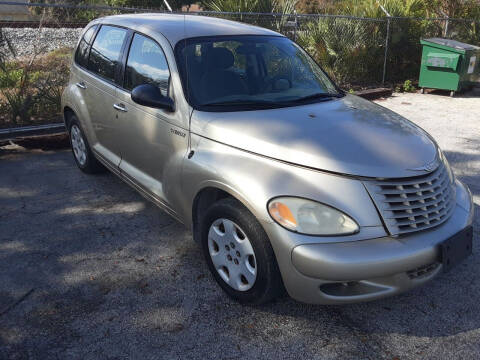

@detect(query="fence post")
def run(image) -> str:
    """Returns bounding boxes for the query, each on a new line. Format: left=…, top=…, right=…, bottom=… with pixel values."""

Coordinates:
left=379, top=4, right=391, bottom=85
left=439, top=11, right=449, bottom=38
left=293, top=10, right=297, bottom=42
left=382, top=17, right=391, bottom=84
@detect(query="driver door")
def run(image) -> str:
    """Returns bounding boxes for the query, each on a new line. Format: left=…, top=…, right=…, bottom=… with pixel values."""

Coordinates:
left=114, top=32, right=189, bottom=207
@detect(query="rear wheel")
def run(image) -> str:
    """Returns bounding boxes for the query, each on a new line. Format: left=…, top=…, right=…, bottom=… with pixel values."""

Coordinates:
left=201, top=198, right=284, bottom=304
left=68, top=115, right=104, bottom=174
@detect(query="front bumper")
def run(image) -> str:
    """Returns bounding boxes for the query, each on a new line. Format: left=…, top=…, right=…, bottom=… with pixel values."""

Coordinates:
left=263, top=180, right=474, bottom=304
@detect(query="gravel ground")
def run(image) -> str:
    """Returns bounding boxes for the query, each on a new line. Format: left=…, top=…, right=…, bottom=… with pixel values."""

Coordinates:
left=1, top=28, right=82, bottom=59
left=0, top=91, right=479, bottom=360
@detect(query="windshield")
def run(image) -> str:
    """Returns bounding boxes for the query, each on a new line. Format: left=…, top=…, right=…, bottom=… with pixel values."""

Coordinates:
left=175, top=35, right=342, bottom=111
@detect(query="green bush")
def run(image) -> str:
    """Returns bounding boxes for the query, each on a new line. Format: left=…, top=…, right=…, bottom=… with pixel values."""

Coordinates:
left=0, top=48, right=72, bottom=127
left=297, top=17, right=386, bottom=86
left=402, top=79, right=416, bottom=92
left=201, top=0, right=296, bottom=13
left=0, top=66, right=24, bottom=89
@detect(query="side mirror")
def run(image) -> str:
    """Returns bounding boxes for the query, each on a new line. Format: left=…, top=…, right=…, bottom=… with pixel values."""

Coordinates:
left=131, top=84, right=174, bottom=112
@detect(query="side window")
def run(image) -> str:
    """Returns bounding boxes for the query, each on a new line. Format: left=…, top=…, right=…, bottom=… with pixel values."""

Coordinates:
left=124, top=34, right=170, bottom=96
left=74, top=25, right=97, bottom=68
left=88, top=25, right=127, bottom=82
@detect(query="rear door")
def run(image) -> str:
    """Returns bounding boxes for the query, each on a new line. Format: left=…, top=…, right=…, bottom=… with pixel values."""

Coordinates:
left=70, top=25, right=99, bottom=146
left=81, top=24, right=128, bottom=166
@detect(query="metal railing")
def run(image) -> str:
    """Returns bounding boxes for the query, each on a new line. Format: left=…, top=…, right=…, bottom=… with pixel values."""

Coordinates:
left=0, top=123, right=65, bottom=141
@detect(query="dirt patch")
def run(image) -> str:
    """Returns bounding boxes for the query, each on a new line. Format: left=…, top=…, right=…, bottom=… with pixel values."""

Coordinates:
left=0, top=133, right=69, bottom=151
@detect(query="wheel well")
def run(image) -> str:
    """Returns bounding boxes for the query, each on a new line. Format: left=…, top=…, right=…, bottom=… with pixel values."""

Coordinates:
left=63, top=107, right=75, bottom=131
left=192, top=187, right=232, bottom=242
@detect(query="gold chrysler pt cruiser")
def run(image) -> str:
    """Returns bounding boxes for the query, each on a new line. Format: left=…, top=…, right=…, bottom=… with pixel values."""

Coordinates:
left=62, top=13, right=474, bottom=304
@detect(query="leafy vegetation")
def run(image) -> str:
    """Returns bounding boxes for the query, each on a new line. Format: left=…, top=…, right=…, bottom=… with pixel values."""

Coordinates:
left=402, top=79, right=416, bottom=92
left=0, top=47, right=71, bottom=128
left=198, top=0, right=480, bottom=87
left=30, top=0, right=197, bottom=20
left=0, top=0, right=477, bottom=128
left=200, top=0, right=296, bottom=13
left=297, top=17, right=386, bottom=86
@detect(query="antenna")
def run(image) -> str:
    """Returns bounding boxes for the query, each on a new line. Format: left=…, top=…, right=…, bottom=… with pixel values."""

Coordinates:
left=163, top=0, right=172, bottom=12
left=378, top=3, right=391, bottom=17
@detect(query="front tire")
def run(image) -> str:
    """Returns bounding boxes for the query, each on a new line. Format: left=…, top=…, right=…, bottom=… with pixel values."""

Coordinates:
left=68, top=115, right=104, bottom=174
left=201, top=198, right=284, bottom=304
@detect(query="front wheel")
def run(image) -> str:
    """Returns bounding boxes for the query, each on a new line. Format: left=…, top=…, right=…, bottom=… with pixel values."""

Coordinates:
left=201, top=198, right=284, bottom=304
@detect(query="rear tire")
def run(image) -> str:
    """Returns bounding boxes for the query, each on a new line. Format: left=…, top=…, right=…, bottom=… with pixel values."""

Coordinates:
left=68, top=114, right=104, bottom=174
left=200, top=198, right=284, bottom=304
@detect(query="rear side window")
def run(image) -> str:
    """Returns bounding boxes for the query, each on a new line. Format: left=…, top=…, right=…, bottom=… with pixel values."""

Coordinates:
left=124, top=33, right=170, bottom=96
left=88, top=25, right=127, bottom=82
left=75, top=25, right=97, bottom=68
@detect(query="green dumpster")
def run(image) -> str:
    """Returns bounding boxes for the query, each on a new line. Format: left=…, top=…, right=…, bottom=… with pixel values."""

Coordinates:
left=419, top=38, right=480, bottom=96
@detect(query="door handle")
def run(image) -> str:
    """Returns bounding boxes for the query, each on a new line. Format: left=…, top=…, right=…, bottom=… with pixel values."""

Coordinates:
left=113, top=103, right=127, bottom=112
left=75, top=82, right=87, bottom=89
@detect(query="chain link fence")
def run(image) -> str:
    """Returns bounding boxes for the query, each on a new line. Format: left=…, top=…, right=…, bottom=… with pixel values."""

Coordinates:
left=0, top=2, right=479, bottom=128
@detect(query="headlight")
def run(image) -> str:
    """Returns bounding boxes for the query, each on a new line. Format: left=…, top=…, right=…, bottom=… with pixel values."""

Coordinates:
left=438, top=148, right=454, bottom=183
left=267, top=197, right=359, bottom=235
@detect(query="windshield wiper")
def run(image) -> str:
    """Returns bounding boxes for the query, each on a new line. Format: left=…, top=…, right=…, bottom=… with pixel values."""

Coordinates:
left=290, top=92, right=343, bottom=103
left=201, top=99, right=283, bottom=106
left=201, top=93, right=343, bottom=108
left=201, top=100, right=285, bottom=107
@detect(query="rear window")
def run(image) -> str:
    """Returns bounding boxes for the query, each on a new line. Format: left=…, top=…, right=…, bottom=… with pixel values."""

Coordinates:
left=87, top=25, right=127, bottom=82
left=74, top=25, right=97, bottom=68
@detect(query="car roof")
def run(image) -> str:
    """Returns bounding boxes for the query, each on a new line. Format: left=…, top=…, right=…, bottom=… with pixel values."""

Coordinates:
left=96, top=13, right=284, bottom=46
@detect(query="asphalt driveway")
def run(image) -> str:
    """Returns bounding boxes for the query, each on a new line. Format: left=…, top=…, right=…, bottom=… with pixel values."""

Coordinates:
left=1, top=92, right=479, bottom=360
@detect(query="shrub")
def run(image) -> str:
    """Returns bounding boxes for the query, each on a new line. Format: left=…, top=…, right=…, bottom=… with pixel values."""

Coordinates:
left=32, top=48, right=72, bottom=122
left=402, top=79, right=416, bottom=92
left=201, top=0, right=296, bottom=13
left=0, top=47, right=72, bottom=127
left=0, top=60, right=36, bottom=126
left=297, top=17, right=386, bottom=86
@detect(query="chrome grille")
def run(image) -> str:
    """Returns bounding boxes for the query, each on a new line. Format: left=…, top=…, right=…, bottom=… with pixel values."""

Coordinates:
left=364, top=163, right=455, bottom=236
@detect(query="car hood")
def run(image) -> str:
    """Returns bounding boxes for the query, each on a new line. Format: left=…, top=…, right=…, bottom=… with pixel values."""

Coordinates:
left=190, top=95, right=438, bottom=178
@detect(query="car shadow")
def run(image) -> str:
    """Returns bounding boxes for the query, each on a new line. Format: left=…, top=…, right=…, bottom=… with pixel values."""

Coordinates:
left=424, top=87, right=480, bottom=98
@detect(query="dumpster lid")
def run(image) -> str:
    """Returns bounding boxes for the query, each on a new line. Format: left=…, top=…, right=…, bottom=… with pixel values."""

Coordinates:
left=423, top=38, right=480, bottom=51
left=425, top=52, right=460, bottom=70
